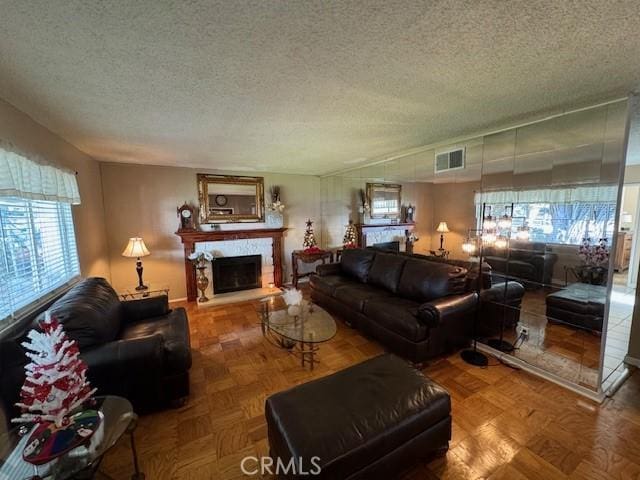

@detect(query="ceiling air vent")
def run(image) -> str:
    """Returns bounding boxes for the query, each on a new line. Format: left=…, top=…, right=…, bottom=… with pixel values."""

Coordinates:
left=435, top=147, right=465, bottom=173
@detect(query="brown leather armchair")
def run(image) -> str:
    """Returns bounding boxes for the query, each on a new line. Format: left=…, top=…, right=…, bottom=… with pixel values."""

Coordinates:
left=0, top=278, right=191, bottom=421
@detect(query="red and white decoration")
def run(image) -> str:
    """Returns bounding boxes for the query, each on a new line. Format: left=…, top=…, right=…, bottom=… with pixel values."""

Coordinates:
left=12, top=312, right=96, bottom=428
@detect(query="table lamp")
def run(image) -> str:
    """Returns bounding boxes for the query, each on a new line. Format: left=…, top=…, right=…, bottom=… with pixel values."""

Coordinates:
left=436, top=221, right=450, bottom=250
left=122, top=237, right=150, bottom=290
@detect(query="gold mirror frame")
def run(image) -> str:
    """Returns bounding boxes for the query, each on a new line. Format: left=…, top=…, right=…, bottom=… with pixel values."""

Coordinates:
left=366, top=182, right=402, bottom=219
left=197, top=174, right=265, bottom=223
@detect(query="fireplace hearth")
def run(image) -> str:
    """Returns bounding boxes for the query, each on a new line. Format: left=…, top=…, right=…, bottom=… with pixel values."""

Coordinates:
left=212, top=255, right=262, bottom=294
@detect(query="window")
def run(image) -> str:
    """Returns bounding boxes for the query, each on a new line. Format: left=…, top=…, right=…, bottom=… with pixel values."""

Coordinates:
left=0, top=197, right=80, bottom=323
left=480, top=201, right=616, bottom=245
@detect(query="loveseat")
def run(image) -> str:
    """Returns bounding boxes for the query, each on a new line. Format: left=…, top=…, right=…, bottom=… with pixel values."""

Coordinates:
left=483, top=240, right=558, bottom=286
left=0, top=277, right=191, bottom=420
left=310, top=249, right=478, bottom=363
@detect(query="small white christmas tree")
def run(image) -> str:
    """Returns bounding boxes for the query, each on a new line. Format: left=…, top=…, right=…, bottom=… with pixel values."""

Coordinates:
left=12, top=312, right=96, bottom=428
left=303, top=219, right=318, bottom=249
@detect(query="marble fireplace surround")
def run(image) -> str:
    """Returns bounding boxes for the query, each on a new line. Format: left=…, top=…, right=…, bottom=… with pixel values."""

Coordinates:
left=176, top=228, right=287, bottom=302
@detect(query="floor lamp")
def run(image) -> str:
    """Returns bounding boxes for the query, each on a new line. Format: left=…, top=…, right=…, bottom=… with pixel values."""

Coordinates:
left=460, top=204, right=491, bottom=367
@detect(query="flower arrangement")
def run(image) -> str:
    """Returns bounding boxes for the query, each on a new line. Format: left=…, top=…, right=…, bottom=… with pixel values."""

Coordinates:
left=282, top=288, right=303, bottom=317
left=578, top=237, right=609, bottom=267
left=268, top=186, right=285, bottom=212
left=188, top=251, right=214, bottom=267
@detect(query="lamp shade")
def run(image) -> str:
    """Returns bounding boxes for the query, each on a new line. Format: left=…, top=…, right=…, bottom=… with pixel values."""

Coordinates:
left=122, top=237, right=150, bottom=258
left=436, top=222, right=450, bottom=233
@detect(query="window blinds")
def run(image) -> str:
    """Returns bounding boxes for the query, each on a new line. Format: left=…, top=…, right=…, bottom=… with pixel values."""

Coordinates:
left=0, top=197, right=81, bottom=322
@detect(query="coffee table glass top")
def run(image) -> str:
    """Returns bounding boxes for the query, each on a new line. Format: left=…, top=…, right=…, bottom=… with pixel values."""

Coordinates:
left=262, top=300, right=337, bottom=344
left=0, top=396, right=135, bottom=479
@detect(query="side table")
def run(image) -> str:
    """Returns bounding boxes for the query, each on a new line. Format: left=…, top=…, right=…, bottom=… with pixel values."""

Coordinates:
left=118, top=284, right=170, bottom=301
left=291, top=250, right=334, bottom=288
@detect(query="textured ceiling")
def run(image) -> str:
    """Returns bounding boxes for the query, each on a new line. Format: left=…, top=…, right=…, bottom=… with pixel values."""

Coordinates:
left=0, top=0, right=639, bottom=176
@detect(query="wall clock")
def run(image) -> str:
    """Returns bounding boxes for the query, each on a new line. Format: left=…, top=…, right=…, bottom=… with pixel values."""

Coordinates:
left=177, top=203, right=196, bottom=231
left=215, top=195, right=228, bottom=206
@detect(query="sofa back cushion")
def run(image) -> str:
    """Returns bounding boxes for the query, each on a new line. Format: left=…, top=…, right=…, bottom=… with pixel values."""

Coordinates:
left=340, top=248, right=376, bottom=283
left=367, top=253, right=407, bottom=293
left=397, top=259, right=468, bottom=303
left=36, top=277, right=123, bottom=349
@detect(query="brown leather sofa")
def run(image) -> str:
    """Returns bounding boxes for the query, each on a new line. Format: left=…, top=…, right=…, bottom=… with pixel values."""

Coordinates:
left=483, top=240, right=558, bottom=286
left=310, top=248, right=478, bottom=363
left=0, top=277, right=191, bottom=420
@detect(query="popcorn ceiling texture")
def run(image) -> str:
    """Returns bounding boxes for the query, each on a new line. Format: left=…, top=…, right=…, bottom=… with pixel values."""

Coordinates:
left=0, top=0, right=639, bottom=175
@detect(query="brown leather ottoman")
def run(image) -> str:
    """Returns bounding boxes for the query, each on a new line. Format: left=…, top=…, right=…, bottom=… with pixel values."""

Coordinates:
left=265, top=354, right=451, bottom=479
left=545, top=283, right=606, bottom=332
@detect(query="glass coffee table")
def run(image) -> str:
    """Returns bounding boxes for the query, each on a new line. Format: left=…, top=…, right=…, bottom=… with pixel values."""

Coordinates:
left=259, top=299, right=337, bottom=370
left=0, top=396, right=144, bottom=480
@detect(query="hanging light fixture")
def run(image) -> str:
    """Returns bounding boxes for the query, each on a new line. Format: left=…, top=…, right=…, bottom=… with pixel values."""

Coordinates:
left=498, top=214, right=512, bottom=230
left=462, top=237, right=477, bottom=255
left=483, top=215, right=497, bottom=230
left=516, top=225, right=530, bottom=241
left=494, top=235, right=508, bottom=249
left=482, top=231, right=496, bottom=245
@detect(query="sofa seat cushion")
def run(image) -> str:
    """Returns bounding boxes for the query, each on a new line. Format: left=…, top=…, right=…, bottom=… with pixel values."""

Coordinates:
left=309, top=274, right=357, bottom=297
left=121, top=308, right=192, bottom=374
left=340, top=248, right=376, bottom=283
left=364, top=297, right=426, bottom=342
left=367, top=253, right=407, bottom=293
left=333, top=284, right=393, bottom=313
left=397, top=259, right=467, bottom=304
left=41, top=277, right=122, bottom=349
left=265, top=354, right=451, bottom=480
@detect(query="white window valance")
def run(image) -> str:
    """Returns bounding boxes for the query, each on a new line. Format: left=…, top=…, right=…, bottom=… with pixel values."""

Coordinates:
left=474, top=185, right=617, bottom=205
left=0, top=144, right=80, bottom=204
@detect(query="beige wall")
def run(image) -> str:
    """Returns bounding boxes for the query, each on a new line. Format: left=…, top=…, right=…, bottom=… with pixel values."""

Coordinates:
left=0, top=98, right=110, bottom=278
left=100, top=162, right=321, bottom=300
left=430, top=182, right=479, bottom=258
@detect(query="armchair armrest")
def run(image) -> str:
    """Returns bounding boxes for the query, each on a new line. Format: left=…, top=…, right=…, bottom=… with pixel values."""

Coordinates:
left=81, top=334, right=164, bottom=371
left=121, top=295, right=169, bottom=323
left=81, top=334, right=165, bottom=401
left=416, top=292, right=478, bottom=327
left=315, top=263, right=341, bottom=277
left=481, top=281, right=525, bottom=305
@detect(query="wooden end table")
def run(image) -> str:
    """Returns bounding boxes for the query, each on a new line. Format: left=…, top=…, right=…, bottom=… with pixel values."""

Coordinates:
left=291, top=250, right=334, bottom=288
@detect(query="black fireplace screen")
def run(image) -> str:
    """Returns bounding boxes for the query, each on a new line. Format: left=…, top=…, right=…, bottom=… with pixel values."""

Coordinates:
left=212, top=255, right=262, bottom=294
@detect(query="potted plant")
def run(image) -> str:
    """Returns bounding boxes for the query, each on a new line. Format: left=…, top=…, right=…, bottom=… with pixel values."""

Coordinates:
left=576, top=237, right=609, bottom=285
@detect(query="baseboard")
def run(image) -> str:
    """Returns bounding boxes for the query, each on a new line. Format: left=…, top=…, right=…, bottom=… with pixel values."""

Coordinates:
left=169, top=297, right=188, bottom=303
left=477, top=343, right=605, bottom=403
left=624, top=355, right=640, bottom=367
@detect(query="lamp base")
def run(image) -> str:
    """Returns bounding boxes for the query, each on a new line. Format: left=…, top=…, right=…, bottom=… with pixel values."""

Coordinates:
left=135, top=284, right=149, bottom=291
left=460, top=349, right=488, bottom=367
left=487, top=339, right=515, bottom=352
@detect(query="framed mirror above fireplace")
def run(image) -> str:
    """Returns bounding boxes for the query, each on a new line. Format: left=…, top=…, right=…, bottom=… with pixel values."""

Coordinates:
left=197, top=174, right=265, bottom=223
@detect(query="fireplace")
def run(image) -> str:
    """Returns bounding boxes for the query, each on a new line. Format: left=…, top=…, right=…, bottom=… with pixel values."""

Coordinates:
left=212, top=255, right=262, bottom=294
left=372, top=241, right=400, bottom=252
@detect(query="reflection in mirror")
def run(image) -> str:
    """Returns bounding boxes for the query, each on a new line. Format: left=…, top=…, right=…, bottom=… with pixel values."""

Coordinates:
left=476, top=102, right=627, bottom=391
left=197, top=174, right=265, bottom=223
left=366, top=183, right=402, bottom=219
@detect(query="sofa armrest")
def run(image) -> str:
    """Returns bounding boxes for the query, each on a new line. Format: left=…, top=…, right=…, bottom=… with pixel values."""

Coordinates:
left=121, top=295, right=170, bottom=323
left=81, top=334, right=164, bottom=371
left=416, top=292, right=478, bottom=327
left=481, top=281, right=525, bottom=305
left=315, top=263, right=341, bottom=277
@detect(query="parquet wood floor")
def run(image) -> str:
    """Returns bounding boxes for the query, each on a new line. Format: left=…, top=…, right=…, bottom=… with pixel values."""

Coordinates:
left=101, top=292, right=640, bottom=479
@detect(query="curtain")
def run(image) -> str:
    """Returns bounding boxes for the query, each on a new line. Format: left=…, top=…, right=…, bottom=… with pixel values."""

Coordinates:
left=0, top=144, right=81, bottom=204
left=474, top=185, right=617, bottom=205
